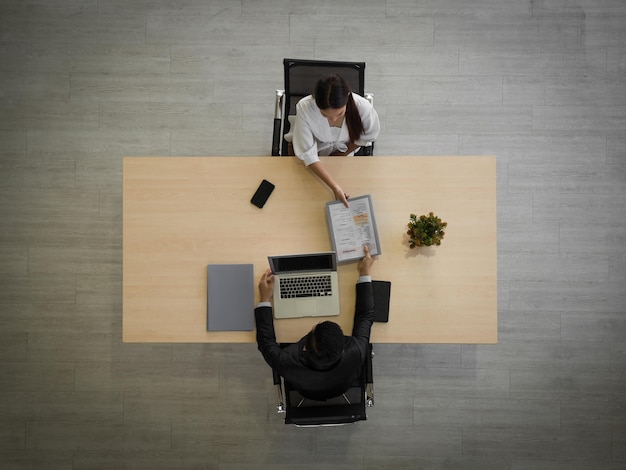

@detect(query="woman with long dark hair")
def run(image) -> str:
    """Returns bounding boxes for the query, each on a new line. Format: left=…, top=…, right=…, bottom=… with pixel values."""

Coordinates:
left=287, top=74, right=380, bottom=207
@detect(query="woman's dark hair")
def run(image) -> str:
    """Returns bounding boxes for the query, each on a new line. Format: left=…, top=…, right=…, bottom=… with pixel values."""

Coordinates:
left=314, top=74, right=365, bottom=144
left=305, top=321, right=344, bottom=364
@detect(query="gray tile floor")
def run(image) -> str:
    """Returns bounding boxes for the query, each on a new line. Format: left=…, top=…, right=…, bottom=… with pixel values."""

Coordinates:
left=1, top=1, right=625, bottom=469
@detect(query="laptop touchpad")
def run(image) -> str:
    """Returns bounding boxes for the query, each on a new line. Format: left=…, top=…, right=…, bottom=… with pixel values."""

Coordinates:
left=296, top=299, right=317, bottom=317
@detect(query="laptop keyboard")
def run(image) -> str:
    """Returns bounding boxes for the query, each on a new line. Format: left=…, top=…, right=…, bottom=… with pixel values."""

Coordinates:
left=279, top=275, right=333, bottom=299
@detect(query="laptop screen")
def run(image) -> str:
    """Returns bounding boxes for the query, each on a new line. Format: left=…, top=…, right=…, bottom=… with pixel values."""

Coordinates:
left=268, top=252, right=336, bottom=274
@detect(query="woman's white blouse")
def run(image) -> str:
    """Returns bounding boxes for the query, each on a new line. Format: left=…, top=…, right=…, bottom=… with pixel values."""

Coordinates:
left=288, top=93, right=380, bottom=166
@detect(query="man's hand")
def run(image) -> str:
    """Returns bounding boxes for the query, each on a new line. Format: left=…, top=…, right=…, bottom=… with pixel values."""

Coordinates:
left=357, top=245, right=375, bottom=276
left=258, top=268, right=275, bottom=303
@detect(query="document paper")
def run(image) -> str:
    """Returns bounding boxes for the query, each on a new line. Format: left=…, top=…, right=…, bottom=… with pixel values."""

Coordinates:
left=325, top=194, right=381, bottom=263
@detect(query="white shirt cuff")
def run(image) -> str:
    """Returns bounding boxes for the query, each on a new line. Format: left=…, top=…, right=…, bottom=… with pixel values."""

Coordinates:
left=256, top=301, right=272, bottom=308
left=299, top=152, right=320, bottom=166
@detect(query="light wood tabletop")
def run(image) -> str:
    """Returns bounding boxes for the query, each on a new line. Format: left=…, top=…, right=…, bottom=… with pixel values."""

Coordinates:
left=123, top=156, right=497, bottom=344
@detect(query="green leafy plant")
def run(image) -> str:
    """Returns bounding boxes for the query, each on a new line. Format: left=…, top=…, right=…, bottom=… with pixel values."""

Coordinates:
left=407, top=212, right=448, bottom=248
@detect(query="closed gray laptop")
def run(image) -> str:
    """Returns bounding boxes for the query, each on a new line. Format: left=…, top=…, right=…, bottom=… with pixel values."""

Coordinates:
left=268, top=252, right=340, bottom=319
left=207, top=264, right=254, bottom=331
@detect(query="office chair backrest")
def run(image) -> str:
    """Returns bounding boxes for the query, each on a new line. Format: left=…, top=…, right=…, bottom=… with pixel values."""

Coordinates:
left=280, top=58, right=366, bottom=156
left=284, top=379, right=367, bottom=426
left=284, top=58, right=366, bottom=115
left=272, top=343, right=374, bottom=426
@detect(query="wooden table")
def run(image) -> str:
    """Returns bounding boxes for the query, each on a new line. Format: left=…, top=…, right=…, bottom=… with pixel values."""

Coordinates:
left=123, top=156, right=497, bottom=344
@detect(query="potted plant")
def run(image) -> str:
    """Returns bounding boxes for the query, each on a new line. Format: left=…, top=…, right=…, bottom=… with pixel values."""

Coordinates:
left=407, top=212, right=447, bottom=248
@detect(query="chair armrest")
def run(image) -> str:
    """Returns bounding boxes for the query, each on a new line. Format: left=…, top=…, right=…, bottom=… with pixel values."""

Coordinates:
left=365, top=344, right=373, bottom=384
left=272, top=90, right=285, bottom=156
left=354, top=92, right=375, bottom=157
left=272, top=367, right=285, bottom=412
left=365, top=344, right=374, bottom=406
left=355, top=144, right=373, bottom=156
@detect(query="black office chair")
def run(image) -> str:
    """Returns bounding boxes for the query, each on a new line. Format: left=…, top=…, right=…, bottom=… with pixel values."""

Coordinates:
left=272, top=343, right=374, bottom=426
left=272, top=58, right=375, bottom=157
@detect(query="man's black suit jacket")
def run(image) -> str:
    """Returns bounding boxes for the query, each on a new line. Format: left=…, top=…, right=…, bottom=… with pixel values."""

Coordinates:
left=255, top=281, right=375, bottom=401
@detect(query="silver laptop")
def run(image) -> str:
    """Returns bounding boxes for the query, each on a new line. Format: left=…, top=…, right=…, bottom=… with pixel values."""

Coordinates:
left=268, top=252, right=340, bottom=319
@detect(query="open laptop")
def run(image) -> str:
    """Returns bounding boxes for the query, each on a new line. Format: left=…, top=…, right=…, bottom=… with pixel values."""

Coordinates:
left=268, top=252, right=340, bottom=319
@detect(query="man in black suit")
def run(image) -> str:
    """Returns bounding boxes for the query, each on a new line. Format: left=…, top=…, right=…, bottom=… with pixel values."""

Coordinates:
left=255, top=246, right=375, bottom=400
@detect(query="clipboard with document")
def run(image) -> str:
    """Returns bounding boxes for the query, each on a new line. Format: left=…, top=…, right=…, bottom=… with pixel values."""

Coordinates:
left=325, top=194, right=381, bottom=263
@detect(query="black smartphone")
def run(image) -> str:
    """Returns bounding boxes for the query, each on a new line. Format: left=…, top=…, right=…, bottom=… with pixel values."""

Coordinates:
left=250, top=179, right=275, bottom=208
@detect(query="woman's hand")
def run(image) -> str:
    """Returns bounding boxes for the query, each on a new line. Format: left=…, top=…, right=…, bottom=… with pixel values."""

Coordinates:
left=333, top=186, right=350, bottom=207
left=308, top=162, right=350, bottom=207
left=330, top=143, right=360, bottom=156
left=330, top=144, right=361, bottom=157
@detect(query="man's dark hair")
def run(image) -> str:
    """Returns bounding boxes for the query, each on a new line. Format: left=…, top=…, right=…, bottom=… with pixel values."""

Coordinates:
left=305, top=321, right=344, bottom=365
